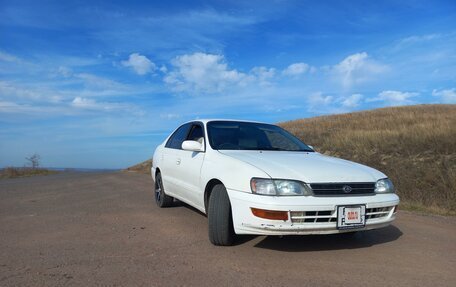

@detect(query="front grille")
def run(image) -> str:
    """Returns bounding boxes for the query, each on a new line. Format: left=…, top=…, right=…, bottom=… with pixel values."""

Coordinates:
left=290, top=206, right=395, bottom=225
left=290, top=210, right=337, bottom=224
left=290, top=206, right=394, bottom=225
left=366, top=206, right=393, bottom=220
left=310, top=182, right=375, bottom=196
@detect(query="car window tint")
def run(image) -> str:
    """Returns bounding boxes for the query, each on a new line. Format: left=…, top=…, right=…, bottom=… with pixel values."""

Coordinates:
left=187, top=124, right=204, bottom=142
left=165, top=123, right=191, bottom=149
left=207, top=121, right=314, bottom=152
left=263, top=130, right=301, bottom=150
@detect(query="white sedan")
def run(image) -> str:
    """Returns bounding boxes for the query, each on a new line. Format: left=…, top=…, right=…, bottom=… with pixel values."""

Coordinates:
left=152, top=120, right=399, bottom=246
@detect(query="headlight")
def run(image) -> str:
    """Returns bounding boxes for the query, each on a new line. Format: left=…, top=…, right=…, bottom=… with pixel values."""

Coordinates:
left=250, top=178, right=313, bottom=196
left=375, top=178, right=395, bottom=193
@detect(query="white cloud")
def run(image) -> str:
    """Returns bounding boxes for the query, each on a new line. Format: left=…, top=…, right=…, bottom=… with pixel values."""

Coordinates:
left=283, top=62, right=309, bottom=76
left=0, top=101, right=25, bottom=112
left=333, top=52, right=387, bottom=88
left=160, top=113, right=181, bottom=119
left=432, top=88, right=456, bottom=103
left=57, top=66, right=73, bottom=77
left=122, top=53, right=155, bottom=75
left=0, top=51, right=21, bottom=62
left=159, top=65, right=168, bottom=73
left=307, top=92, right=334, bottom=107
left=71, top=97, right=98, bottom=108
left=74, top=73, right=126, bottom=90
left=164, top=52, right=250, bottom=94
left=341, top=94, right=363, bottom=108
left=71, top=97, right=128, bottom=111
left=369, top=90, right=418, bottom=106
left=251, top=66, right=275, bottom=86
left=0, top=81, right=63, bottom=102
left=398, top=34, right=441, bottom=46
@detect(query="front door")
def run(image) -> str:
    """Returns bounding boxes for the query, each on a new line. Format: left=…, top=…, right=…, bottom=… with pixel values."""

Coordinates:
left=173, top=123, right=206, bottom=210
left=160, top=123, right=192, bottom=198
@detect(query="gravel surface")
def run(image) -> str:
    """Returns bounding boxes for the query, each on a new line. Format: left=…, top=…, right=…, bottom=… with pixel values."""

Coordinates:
left=1, top=172, right=455, bottom=286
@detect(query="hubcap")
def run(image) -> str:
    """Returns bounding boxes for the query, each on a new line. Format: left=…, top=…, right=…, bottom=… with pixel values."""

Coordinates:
left=155, top=177, right=162, bottom=202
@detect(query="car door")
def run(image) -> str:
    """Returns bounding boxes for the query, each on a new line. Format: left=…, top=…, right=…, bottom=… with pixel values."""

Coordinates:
left=160, top=123, right=192, bottom=198
left=173, top=122, right=206, bottom=210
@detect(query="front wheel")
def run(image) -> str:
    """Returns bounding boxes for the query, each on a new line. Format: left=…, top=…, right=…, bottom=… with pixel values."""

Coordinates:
left=154, top=173, right=173, bottom=208
left=208, top=184, right=235, bottom=246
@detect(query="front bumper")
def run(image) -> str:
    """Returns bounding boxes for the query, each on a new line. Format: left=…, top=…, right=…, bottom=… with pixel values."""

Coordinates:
left=227, top=189, right=399, bottom=235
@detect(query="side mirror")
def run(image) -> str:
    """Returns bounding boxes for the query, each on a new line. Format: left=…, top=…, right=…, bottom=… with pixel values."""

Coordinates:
left=308, top=145, right=314, bottom=150
left=182, top=140, right=204, bottom=152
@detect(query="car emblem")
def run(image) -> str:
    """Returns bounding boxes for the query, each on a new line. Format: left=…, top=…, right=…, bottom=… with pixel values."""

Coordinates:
left=342, top=185, right=352, bottom=193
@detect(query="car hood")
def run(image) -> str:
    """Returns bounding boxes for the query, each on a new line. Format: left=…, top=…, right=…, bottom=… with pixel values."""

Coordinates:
left=218, top=150, right=385, bottom=183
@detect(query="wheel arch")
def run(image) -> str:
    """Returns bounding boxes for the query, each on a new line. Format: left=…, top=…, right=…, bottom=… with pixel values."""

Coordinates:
left=152, top=167, right=161, bottom=183
left=204, top=178, right=224, bottom=214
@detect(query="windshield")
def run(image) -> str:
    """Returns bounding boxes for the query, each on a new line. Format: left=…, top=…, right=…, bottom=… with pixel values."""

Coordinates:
left=207, top=121, right=314, bottom=152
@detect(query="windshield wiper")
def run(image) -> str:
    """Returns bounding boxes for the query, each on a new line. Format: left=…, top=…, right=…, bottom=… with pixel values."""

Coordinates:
left=259, top=147, right=315, bottom=152
left=239, top=147, right=314, bottom=152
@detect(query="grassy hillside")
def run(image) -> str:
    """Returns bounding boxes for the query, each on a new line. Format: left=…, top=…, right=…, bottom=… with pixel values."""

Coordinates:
left=280, top=104, right=456, bottom=215
left=124, top=159, right=152, bottom=174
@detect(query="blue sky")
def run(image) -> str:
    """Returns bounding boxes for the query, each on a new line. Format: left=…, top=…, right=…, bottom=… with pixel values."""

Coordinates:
left=1, top=0, right=455, bottom=168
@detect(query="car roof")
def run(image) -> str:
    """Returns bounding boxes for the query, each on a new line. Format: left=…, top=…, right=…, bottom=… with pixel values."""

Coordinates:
left=183, top=119, right=270, bottom=125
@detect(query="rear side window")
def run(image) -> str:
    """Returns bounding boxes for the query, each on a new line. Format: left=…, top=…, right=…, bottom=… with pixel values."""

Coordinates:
left=165, top=123, right=191, bottom=149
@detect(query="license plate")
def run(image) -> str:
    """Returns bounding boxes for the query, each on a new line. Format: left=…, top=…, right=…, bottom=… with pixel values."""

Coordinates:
left=337, top=205, right=366, bottom=230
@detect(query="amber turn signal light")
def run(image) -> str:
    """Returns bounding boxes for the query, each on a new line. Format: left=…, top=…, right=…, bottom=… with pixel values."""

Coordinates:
left=251, top=208, right=288, bottom=221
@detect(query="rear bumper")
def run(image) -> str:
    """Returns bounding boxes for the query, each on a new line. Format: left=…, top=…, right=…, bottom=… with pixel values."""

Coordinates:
left=227, top=189, right=399, bottom=235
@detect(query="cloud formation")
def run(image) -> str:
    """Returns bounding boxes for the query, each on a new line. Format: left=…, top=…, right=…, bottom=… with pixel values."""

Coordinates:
left=164, top=52, right=249, bottom=93
left=432, top=88, right=456, bottom=104
left=333, top=52, right=387, bottom=88
left=0, top=51, right=21, bottom=62
left=341, top=94, right=363, bottom=108
left=307, top=92, right=334, bottom=108
left=283, top=62, right=310, bottom=76
left=71, top=97, right=131, bottom=111
left=370, top=90, right=418, bottom=106
left=122, top=53, right=155, bottom=75
left=71, top=97, right=99, bottom=109
left=251, top=66, right=275, bottom=86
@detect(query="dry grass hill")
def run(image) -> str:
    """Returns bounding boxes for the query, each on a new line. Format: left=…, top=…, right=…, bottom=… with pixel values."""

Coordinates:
left=125, top=159, right=152, bottom=174
left=280, top=104, right=456, bottom=215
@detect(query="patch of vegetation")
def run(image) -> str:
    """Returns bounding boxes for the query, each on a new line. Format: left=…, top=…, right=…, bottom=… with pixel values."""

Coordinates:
left=0, top=167, right=59, bottom=179
left=124, top=159, right=152, bottom=174
left=1, top=153, right=59, bottom=179
left=280, top=104, right=456, bottom=216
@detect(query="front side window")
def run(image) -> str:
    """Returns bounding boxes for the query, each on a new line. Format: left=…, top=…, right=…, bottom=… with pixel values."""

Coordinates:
left=207, top=121, right=314, bottom=152
left=187, top=124, right=204, bottom=142
left=165, top=123, right=192, bottom=149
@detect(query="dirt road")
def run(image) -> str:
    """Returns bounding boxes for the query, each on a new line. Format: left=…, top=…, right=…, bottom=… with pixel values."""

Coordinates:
left=1, top=172, right=455, bottom=286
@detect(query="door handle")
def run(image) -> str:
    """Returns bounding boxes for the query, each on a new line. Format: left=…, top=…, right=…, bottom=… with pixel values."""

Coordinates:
left=176, top=158, right=181, bottom=165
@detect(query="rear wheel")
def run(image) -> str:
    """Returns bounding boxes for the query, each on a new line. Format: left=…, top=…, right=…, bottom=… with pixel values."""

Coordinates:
left=208, top=184, right=235, bottom=246
left=155, top=173, right=173, bottom=208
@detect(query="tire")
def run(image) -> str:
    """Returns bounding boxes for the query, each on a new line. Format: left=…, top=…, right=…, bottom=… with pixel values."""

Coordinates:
left=154, top=173, right=173, bottom=208
left=208, top=184, right=235, bottom=246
